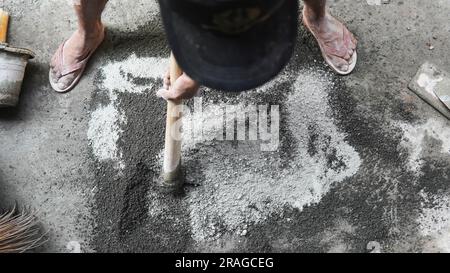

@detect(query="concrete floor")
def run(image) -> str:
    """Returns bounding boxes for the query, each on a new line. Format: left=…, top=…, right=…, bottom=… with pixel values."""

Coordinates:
left=0, top=0, right=449, bottom=253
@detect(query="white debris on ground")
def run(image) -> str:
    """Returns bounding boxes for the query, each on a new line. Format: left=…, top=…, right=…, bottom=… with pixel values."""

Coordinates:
left=87, top=104, right=126, bottom=170
left=100, top=55, right=167, bottom=101
left=367, top=241, right=382, bottom=253
left=418, top=191, right=450, bottom=253
left=397, top=120, right=450, bottom=252
left=66, top=241, right=82, bottom=253
left=87, top=55, right=167, bottom=170
left=396, top=119, right=450, bottom=174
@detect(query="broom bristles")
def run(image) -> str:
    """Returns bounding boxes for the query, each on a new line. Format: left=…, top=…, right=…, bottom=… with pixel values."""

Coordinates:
left=0, top=206, right=47, bottom=253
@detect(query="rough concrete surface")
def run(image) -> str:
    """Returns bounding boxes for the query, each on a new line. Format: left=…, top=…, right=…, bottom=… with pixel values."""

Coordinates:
left=0, top=0, right=449, bottom=253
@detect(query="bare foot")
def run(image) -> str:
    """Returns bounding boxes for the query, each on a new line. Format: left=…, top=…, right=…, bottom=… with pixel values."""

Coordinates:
left=50, top=22, right=105, bottom=91
left=303, top=7, right=357, bottom=73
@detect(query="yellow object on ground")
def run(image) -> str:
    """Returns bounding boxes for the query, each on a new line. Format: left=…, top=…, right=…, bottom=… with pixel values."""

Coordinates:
left=0, top=9, right=9, bottom=43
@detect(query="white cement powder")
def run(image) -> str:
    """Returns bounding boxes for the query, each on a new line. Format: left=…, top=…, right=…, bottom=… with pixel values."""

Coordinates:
left=88, top=55, right=167, bottom=170
left=87, top=104, right=126, bottom=170
left=418, top=191, right=450, bottom=253
left=396, top=119, right=450, bottom=173
left=185, top=68, right=361, bottom=241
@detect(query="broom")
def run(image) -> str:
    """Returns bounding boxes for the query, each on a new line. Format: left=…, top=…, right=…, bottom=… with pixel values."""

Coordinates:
left=0, top=206, right=46, bottom=253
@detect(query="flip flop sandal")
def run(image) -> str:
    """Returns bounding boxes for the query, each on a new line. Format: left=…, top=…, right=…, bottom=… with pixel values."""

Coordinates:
left=302, top=9, right=357, bottom=75
left=49, top=29, right=105, bottom=93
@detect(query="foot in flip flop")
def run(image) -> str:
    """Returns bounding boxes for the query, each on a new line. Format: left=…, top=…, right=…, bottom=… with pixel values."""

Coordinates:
left=302, top=7, right=358, bottom=75
left=49, top=23, right=105, bottom=93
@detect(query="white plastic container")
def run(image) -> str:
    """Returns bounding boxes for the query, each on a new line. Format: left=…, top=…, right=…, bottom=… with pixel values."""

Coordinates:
left=0, top=44, right=35, bottom=107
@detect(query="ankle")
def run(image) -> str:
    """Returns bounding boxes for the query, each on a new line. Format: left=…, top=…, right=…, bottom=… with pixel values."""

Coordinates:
left=76, top=21, right=104, bottom=40
left=304, top=6, right=327, bottom=26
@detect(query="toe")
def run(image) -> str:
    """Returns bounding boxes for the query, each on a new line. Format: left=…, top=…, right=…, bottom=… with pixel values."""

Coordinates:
left=330, top=56, right=350, bottom=72
left=343, top=27, right=357, bottom=50
left=50, top=67, right=60, bottom=82
left=351, top=35, right=358, bottom=47
left=56, top=74, right=76, bottom=91
left=343, top=52, right=351, bottom=61
left=339, top=63, right=349, bottom=72
left=56, top=80, right=68, bottom=91
left=50, top=61, right=57, bottom=73
left=56, top=77, right=70, bottom=90
left=341, top=63, right=349, bottom=72
left=348, top=54, right=354, bottom=65
left=350, top=40, right=357, bottom=51
left=348, top=48, right=354, bottom=57
left=50, top=67, right=56, bottom=77
left=349, top=35, right=358, bottom=50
